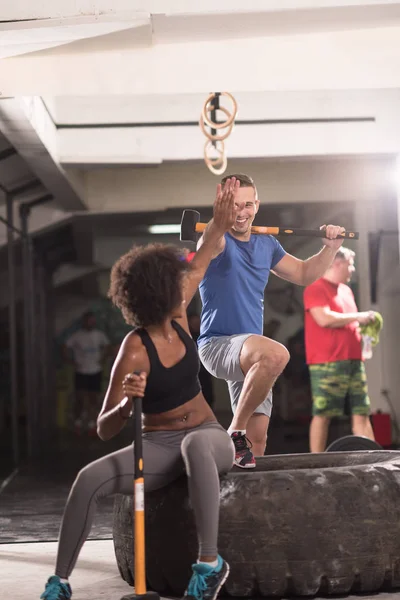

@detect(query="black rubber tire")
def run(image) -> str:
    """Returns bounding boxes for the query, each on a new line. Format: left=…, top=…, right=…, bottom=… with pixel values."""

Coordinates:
left=326, top=435, right=383, bottom=452
left=113, top=451, right=400, bottom=597
left=113, top=494, right=134, bottom=586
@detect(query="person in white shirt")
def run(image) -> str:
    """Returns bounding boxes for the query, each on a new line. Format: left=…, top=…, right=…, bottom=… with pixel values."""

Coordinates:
left=64, top=312, right=110, bottom=434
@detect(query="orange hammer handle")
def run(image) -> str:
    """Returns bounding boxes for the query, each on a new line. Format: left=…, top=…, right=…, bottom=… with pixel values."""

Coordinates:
left=194, top=223, right=359, bottom=240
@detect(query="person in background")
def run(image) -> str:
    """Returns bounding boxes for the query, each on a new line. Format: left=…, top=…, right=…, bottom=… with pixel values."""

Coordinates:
left=303, top=247, right=376, bottom=452
left=63, top=311, right=111, bottom=435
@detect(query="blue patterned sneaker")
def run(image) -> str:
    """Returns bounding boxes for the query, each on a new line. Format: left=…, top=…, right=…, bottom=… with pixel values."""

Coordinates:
left=231, top=431, right=256, bottom=468
left=40, top=575, right=72, bottom=599
left=183, top=555, right=229, bottom=600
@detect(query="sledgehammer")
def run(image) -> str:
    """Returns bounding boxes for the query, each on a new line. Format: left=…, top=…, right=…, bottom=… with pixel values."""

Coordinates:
left=180, top=209, right=359, bottom=242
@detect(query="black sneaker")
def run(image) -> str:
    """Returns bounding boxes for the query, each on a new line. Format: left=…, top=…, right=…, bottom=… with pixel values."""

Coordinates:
left=231, top=431, right=256, bottom=468
left=40, top=575, right=72, bottom=599
left=183, top=555, right=229, bottom=600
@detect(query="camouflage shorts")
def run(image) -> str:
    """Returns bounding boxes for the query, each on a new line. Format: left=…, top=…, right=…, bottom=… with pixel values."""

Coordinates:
left=309, top=360, right=370, bottom=417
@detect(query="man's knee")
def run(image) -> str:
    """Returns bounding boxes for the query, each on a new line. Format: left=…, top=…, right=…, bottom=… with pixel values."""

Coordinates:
left=271, top=346, right=290, bottom=372
left=256, top=347, right=290, bottom=378
left=243, top=336, right=289, bottom=374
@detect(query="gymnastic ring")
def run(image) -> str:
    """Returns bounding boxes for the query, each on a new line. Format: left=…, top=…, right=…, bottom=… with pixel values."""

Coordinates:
left=202, top=93, right=237, bottom=130
left=205, top=155, right=228, bottom=176
left=204, top=140, right=227, bottom=175
left=202, top=92, right=238, bottom=130
left=204, top=150, right=227, bottom=174
left=199, top=109, right=234, bottom=142
left=204, top=139, right=225, bottom=165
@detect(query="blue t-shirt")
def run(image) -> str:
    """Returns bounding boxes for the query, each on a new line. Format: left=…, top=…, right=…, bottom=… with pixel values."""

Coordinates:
left=197, top=233, right=286, bottom=347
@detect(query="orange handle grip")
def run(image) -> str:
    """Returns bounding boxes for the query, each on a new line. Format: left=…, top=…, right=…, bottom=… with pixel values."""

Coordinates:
left=194, top=223, right=359, bottom=239
left=134, top=477, right=146, bottom=595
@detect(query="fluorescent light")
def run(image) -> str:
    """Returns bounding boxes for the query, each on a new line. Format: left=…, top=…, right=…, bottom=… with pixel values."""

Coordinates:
left=149, top=224, right=181, bottom=234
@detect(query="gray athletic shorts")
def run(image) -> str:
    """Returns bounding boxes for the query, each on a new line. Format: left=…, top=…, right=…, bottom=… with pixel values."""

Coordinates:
left=198, top=334, right=273, bottom=417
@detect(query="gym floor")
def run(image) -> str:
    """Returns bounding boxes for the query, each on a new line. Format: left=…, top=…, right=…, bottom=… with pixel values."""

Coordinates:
left=5, top=539, right=400, bottom=600
left=2, top=539, right=129, bottom=599
left=1, top=428, right=132, bottom=598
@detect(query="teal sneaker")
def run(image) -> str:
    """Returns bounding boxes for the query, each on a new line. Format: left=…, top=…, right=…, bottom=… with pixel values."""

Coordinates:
left=40, top=575, right=72, bottom=599
left=183, top=555, right=229, bottom=600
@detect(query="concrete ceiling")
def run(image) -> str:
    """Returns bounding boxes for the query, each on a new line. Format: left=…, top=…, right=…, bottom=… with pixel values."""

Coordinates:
left=1, top=1, right=400, bottom=59
left=1, top=1, right=400, bottom=93
left=0, top=1, right=399, bottom=233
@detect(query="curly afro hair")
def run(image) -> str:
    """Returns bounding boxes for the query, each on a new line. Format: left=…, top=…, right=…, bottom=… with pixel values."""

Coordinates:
left=108, top=243, right=189, bottom=328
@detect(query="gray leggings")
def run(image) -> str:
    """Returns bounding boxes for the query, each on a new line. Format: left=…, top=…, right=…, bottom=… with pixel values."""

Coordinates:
left=55, top=421, right=234, bottom=578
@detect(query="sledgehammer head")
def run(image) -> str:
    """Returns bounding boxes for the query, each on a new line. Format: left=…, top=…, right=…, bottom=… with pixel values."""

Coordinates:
left=180, top=209, right=200, bottom=242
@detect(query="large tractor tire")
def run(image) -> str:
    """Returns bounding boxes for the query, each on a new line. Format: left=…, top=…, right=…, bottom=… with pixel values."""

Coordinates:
left=113, top=451, right=400, bottom=596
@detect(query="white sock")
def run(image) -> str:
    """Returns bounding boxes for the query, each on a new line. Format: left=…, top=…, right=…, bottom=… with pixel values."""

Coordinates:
left=227, top=427, right=246, bottom=436
left=60, top=578, right=69, bottom=584
left=197, top=558, right=219, bottom=568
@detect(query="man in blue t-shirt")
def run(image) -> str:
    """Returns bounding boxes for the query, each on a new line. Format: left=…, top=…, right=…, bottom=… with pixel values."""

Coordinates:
left=197, top=173, right=346, bottom=468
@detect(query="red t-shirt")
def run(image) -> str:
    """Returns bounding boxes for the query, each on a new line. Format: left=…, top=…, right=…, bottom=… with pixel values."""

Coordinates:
left=303, top=278, right=362, bottom=364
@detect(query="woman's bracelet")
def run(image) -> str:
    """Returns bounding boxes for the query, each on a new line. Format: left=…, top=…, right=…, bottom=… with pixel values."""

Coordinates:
left=118, top=400, right=132, bottom=420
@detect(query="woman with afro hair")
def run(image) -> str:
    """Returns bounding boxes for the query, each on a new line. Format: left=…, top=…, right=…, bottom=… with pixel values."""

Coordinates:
left=40, top=178, right=240, bottom=600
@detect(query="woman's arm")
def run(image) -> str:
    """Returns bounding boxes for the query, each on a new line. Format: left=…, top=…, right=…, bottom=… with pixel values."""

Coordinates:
left=97, top=332, right=147, bottom=441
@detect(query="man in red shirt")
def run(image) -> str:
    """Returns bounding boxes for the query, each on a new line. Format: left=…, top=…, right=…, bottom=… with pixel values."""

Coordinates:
left=303, top=247, right=376, bottom=452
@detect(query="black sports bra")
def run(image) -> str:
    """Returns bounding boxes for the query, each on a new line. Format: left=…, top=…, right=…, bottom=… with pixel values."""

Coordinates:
left=135, top=320, right=201, bottom=414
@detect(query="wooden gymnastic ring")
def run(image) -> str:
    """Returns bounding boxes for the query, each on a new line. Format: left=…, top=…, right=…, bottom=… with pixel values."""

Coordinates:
left=205, top=156, right=228, bottom=176
left=202, top=94, right=237, bottom=130
left=203, top=139, right=225, bottom=165
left=204, top=151, right=227, bottom=175
left=202, top=92, right=238, bottom=130
left=204, top=140, right=227, bottom=175
left=199, top=108, right=234, bottom=142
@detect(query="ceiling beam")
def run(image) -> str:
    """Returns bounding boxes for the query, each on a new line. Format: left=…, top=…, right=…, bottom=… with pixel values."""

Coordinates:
left=2, top=25, right=400, bottom=94
left=0, top=98, right=87, bottom=210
